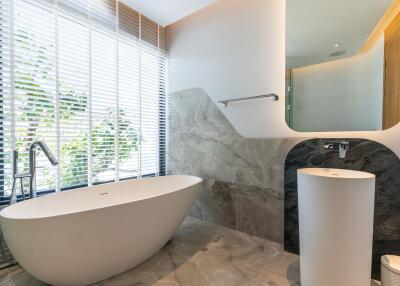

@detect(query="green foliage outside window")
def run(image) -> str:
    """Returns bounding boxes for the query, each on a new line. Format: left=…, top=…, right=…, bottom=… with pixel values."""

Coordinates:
left=13, top=28, right=139, bottom=190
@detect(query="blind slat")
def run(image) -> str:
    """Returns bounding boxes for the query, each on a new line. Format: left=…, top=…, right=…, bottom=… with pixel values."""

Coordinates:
left=0, top=0, right=167, bottom=200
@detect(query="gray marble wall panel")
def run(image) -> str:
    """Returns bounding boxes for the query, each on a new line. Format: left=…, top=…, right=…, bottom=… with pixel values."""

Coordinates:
left=169, top=88, right=400, bottom=280
left=168, top=88, right=301, bottom=243
left=284, top=139, right=400, bottom=280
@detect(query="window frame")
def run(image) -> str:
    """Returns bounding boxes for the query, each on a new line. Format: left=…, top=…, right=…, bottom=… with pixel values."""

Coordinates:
left=0, top=2, right=5, bottom=203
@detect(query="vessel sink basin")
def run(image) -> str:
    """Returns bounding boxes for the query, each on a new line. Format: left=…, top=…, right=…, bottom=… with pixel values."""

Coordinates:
left=298, top=167, right=375, bottom=180
left=297, top=168, right=376, bottom=286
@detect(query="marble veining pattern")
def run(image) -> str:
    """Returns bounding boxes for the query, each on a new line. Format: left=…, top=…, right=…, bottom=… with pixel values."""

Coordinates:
left=168, top=88, right=302, bottom=242
left=284, top=139, right=400, bottom=280
left=0, top=217, right=302, bottom=286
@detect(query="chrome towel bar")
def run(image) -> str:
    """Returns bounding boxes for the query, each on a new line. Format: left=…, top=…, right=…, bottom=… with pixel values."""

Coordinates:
left=219, top=94, right=279, bottom=107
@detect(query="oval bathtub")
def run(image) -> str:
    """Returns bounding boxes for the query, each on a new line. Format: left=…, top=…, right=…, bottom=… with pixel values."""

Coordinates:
left=0, top=175, right=202, bottom=286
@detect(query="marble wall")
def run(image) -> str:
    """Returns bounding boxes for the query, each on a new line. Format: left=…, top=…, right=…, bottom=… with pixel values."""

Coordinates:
left=168, top=88, right=301, bottom=243
left=284, top=139, right=400, bottom=279
left=168, top=88, right=400, bottom=280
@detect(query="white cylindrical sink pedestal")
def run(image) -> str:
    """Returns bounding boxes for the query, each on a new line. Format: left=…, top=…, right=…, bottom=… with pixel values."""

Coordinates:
left=298, top=168, right=375, bottom=286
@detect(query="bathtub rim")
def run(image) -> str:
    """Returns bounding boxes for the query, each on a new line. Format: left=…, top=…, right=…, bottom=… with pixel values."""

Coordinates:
left=0, top=175, right=203, bottom=221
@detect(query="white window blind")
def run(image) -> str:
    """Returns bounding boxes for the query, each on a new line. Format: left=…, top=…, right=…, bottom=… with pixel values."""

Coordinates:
left=0, top=0, right=167, bottom=201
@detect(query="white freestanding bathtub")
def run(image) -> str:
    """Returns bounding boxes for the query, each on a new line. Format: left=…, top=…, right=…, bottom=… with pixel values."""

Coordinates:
left=0, top=175, right=202, bottom=286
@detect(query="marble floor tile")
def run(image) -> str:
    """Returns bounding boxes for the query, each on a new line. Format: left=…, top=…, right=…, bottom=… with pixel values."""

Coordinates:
left=0, top=266, right=47, bottom=286
left=171, top=216, right=227, bottom=249
left=243, top=269, right=300, bottom=286
left=154, top=251, right=249, bottom=286
left=0, top=217, right=380, bottom=286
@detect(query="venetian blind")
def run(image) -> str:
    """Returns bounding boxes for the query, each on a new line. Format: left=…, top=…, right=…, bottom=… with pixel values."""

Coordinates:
left=0, top=0, right=167, bottom=201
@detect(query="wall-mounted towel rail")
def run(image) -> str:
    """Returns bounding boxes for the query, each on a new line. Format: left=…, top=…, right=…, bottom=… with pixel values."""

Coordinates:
left=219, top=94, right=279, bottom=107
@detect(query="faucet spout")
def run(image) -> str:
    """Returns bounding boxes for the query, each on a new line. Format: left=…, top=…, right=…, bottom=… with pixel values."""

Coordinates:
left=29, top=141, right=59, bottom=166
left=29, top=141, right=58, bottom=198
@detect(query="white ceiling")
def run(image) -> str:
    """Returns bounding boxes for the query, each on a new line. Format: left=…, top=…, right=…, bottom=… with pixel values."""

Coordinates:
left=286, top=0, right=392, bottom=68
left=120, top=0, right=218, bottom=27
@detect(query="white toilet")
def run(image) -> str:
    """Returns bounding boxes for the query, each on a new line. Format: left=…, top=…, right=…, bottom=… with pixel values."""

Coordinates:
left=381, top=255, right=400, bottom=286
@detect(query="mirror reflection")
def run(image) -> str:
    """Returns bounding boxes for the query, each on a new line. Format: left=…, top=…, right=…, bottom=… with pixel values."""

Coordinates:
left=285, top=0, right=399, bottom=132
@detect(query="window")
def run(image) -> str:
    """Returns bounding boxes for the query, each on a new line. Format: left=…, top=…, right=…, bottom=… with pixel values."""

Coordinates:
left=0, top=0, right=167, bottom=202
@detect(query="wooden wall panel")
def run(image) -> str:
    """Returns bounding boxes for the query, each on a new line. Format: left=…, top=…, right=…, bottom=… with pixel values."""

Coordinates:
left=383, top=12, right=400, bottom=129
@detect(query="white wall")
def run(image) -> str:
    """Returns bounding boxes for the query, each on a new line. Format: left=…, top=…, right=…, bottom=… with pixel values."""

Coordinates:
left=292, top=36, right=384, bottom=132
left=168, top=0, right=400, bottom=158
left=168, top=0, right=290, bottom=137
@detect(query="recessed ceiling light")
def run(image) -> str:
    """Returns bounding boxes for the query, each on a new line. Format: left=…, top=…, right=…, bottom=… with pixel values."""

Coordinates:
left=334, top=43, right=341, bottom=48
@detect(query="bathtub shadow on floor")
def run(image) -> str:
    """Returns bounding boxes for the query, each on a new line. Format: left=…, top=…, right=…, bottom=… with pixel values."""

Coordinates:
left=1, top=217, right=303, bottom=286
left=93, top=216, right=224, bottom=285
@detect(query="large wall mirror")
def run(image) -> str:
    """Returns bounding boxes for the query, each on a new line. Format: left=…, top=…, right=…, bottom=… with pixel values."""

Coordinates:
left=285, top=0, right=400, bottom=132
